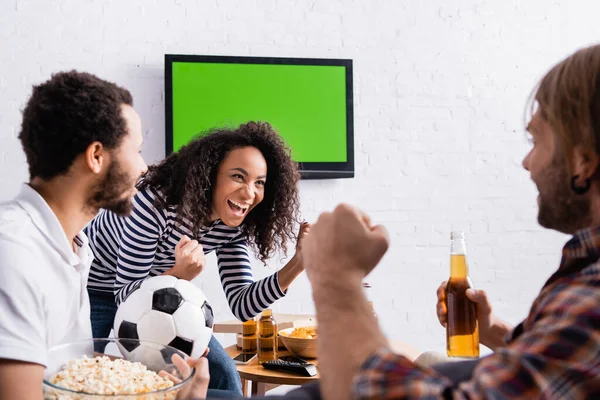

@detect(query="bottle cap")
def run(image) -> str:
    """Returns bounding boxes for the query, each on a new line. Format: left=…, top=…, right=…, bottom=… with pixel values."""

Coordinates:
left=262, top=309, right=273, bottom=317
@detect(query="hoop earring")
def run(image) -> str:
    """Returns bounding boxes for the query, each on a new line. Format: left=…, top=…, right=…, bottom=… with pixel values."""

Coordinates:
left=571, top=175, right=590, bottom=195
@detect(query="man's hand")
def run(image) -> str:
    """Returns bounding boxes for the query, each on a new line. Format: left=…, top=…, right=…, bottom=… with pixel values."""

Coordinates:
left=164, top=235, right=205, bottom=281
left=300, top=204, right=390, bottom=400
left=436, top=281, right=511, bottom=351
left=303, top=204, right=389, bottom=286
left=437, top=280, right=493, bottom=331
left=160, top=350, right=210, bottom=400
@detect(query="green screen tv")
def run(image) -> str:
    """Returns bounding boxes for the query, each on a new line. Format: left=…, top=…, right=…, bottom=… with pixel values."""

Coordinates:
left=165, top=54, right=354, bottom=179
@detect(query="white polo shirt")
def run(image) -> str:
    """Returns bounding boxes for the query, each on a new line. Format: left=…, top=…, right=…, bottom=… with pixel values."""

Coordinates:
left=0, top=184, right=93, bottom=367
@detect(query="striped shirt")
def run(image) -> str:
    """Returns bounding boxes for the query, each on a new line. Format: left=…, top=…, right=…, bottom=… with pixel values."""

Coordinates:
left=85, top=187, right=286, bottom=321
left=353, top=226, right=600, bottom=399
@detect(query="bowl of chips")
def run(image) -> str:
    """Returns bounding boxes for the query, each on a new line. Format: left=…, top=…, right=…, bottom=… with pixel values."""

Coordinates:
left=278, top=326, right=318, bottom=359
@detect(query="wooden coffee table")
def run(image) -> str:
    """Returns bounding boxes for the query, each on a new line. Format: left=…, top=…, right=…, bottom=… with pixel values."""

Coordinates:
left=225, top=344, right=319, bottom=396
left=214, top=314, right=316, bottom=334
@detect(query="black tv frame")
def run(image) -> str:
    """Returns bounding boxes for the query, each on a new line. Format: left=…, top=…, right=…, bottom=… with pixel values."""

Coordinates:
left=165, top=54, right=354, bottom=180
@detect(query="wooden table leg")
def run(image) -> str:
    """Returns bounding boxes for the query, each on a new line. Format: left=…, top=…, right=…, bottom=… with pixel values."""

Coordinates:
left=241, top=378, right=250, bottom=397
left=266, top=383, right=280, bottom=393
left=256, top=382, right=268, bottom=395
left=251, top=382, right=279, bottom=396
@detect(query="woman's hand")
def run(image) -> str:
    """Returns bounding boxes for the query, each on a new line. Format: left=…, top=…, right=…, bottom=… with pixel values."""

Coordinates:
left=276, top=222, right=311, bottom=291
left=294, top=222, right=310, bottom=268
left=164, top=235, right=206, bottom=281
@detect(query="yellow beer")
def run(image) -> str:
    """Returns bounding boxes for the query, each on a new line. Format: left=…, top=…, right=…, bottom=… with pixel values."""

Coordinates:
left=446, top=233, right=479, bottom=358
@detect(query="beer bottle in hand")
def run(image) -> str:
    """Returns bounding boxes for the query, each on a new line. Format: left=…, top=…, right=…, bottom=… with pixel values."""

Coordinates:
left=446, top=231, right=479, bottom=358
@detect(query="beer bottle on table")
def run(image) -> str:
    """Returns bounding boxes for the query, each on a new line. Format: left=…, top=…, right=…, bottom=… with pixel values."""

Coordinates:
left=446, top=231, right=479, bottom=358
left=241, top=317, right=257, bottom=353
left=257, top=309, right=278, bottom=364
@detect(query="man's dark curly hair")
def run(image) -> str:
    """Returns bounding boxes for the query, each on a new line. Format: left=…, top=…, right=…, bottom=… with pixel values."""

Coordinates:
left=18, top=70, right=133, bottom=180
left=138, top=121, right=301, bottom=263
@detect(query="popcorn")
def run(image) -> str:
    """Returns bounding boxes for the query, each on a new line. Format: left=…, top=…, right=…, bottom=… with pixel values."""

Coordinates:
left=48, top=355, right=175, bottom=397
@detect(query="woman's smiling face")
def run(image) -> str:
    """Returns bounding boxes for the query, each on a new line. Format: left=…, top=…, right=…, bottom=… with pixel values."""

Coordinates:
left=211, top=146, right=267, bottom=226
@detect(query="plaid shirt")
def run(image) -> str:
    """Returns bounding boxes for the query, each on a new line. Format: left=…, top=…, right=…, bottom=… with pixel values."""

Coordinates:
left=354, top=227, right=600, bottom=399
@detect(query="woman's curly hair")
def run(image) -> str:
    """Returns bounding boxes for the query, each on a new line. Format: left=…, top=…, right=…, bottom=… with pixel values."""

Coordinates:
left=138, top=121, right=300, bottom=263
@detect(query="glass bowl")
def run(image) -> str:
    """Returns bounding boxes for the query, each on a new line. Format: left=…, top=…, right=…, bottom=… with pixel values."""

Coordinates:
left=43, top=338, right=195, bottom=399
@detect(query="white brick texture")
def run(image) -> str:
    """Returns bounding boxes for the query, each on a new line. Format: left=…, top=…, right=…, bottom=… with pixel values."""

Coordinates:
left=2, top=0, right=600, bottom=353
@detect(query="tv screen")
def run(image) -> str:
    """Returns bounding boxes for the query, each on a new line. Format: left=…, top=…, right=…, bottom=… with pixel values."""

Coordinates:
left=165, top=55, right=354, bottom=179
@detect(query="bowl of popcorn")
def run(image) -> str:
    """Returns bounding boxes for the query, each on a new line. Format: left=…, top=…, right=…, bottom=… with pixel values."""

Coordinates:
left=43, top=338, right=195, bottom=399
left=278, top=326, right=318, bottom=359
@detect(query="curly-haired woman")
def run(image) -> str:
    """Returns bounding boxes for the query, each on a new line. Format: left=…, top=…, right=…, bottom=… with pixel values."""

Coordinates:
left=85, top=121, right=307, bottom=395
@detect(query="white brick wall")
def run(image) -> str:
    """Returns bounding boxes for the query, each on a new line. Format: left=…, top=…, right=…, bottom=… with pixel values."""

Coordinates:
left=2, top=0, right=599, bottom=355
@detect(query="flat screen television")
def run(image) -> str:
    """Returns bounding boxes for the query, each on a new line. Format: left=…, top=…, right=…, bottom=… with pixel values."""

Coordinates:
left=165, top=54, right=354, bottom=179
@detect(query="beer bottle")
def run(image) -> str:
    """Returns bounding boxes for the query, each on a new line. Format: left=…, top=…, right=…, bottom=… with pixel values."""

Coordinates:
left=446, top=231, right=479, bottom=358
left=241, top=317, right=257, bottom=353
left=257, top=309, right=278, bottom=364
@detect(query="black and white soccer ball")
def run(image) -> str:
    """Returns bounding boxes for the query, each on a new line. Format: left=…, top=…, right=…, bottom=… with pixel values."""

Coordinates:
left=114, top=275, right=214, bottom=359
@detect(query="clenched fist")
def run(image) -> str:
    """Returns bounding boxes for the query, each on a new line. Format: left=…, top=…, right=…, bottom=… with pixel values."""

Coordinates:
left=302, top=204, right=389, bottom=286
left=164, top=235, right=206, bottom=281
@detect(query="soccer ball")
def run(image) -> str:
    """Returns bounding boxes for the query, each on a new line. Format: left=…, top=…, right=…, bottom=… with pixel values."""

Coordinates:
left=114, top=275, right=214, bottom=359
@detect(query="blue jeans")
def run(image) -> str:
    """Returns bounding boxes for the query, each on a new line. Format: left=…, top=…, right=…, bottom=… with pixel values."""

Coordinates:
left=88, top=289, right=243, bottom=395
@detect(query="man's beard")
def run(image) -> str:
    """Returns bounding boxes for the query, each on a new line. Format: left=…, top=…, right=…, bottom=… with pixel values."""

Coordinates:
left=88, top=160, right=137, bottom=216
left=537, top=152, right=590, bottom=234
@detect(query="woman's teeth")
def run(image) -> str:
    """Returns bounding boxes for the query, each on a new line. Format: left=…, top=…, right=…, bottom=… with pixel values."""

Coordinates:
left=228, top=199, right=248, bottom=212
